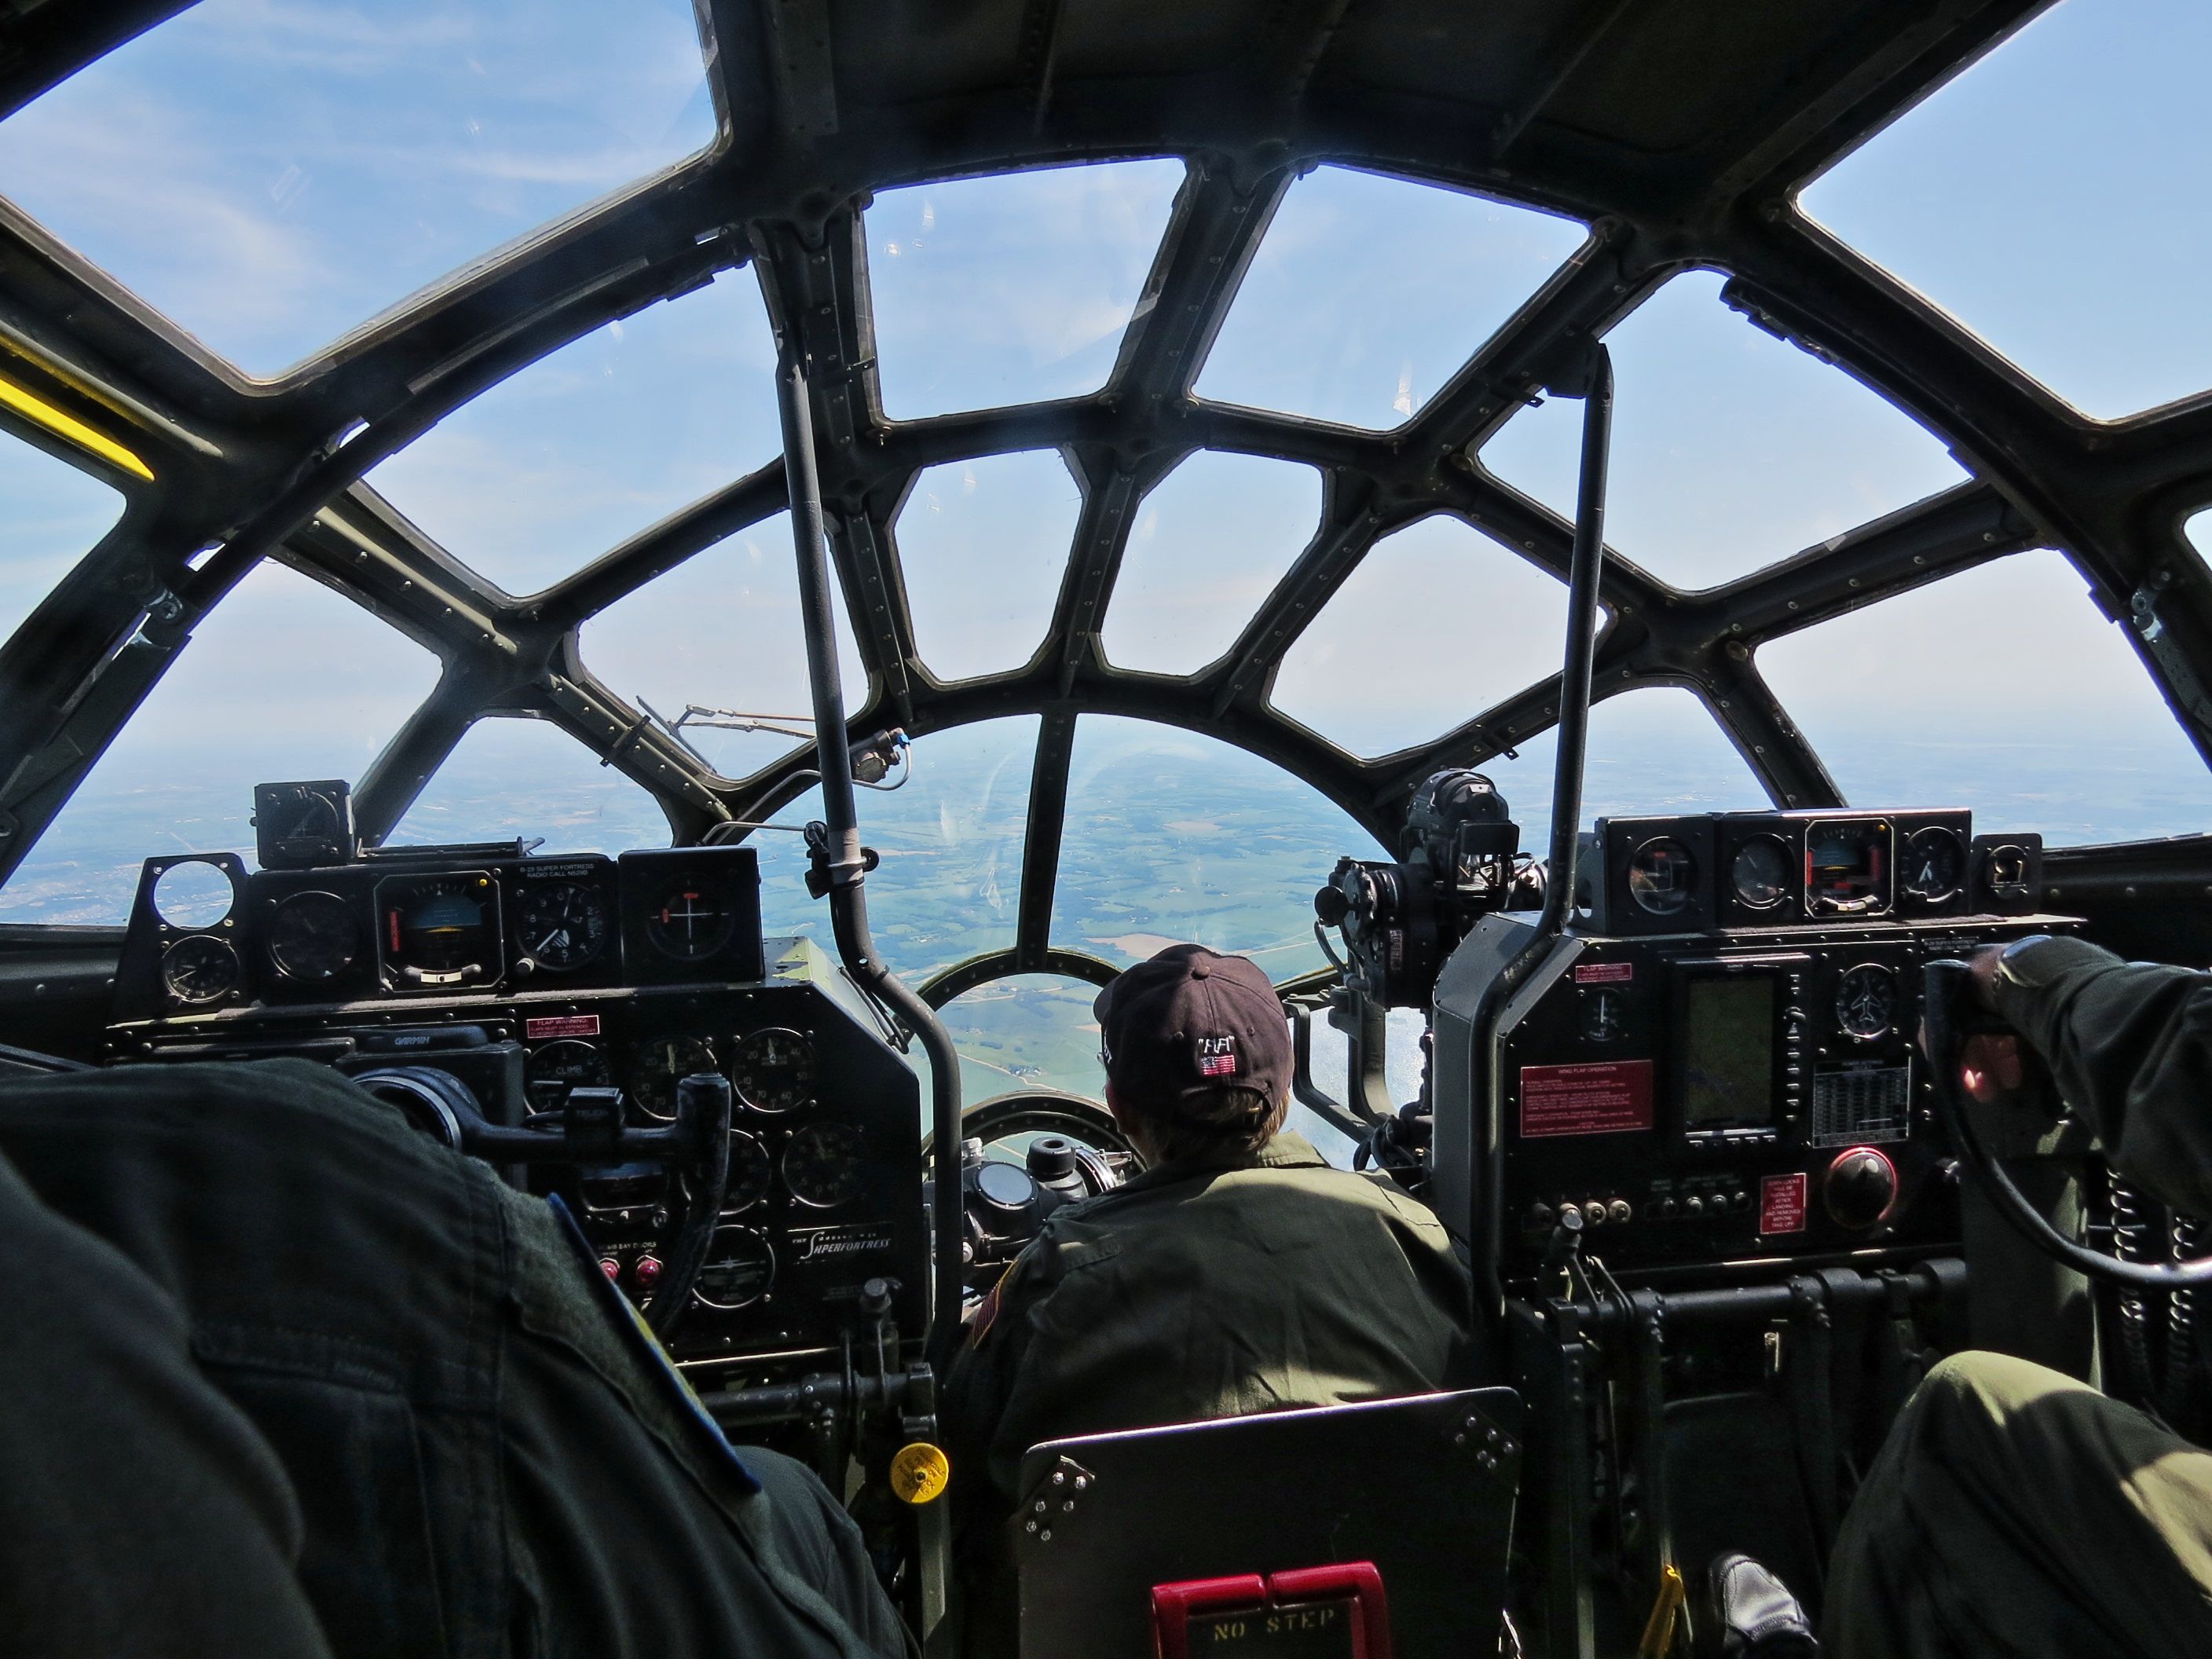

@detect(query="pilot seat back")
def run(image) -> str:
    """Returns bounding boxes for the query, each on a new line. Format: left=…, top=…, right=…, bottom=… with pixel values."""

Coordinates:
left=1013, top=1387, right=1522, bottom=1659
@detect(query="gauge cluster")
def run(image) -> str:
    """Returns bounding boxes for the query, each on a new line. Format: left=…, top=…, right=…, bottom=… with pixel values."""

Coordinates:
left=1584, top=809, right=2042, bottom=937
left=111, top=846, right=762, bottom=1020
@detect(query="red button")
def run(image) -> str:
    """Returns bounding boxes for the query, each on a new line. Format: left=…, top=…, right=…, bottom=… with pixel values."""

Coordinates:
left=599, top=1258, right=621, bottom=1281
left=634, top=1254, right=664, bottom=1289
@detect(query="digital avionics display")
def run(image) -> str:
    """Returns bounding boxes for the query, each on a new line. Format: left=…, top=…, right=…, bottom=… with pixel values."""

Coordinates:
left=1683, top=976, right=1776, bottom=1126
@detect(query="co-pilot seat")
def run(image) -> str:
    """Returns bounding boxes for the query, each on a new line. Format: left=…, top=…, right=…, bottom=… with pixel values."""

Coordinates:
left=1011, top=1387, right=1524, bottom=1659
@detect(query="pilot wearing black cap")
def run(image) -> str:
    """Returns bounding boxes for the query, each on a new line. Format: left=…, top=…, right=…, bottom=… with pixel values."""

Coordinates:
left=940, top=941, right=1474, bottom=1523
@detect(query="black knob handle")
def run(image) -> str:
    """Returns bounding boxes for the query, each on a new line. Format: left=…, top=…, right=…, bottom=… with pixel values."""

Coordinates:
left=1824, top=1146, right=1899, bottom=1230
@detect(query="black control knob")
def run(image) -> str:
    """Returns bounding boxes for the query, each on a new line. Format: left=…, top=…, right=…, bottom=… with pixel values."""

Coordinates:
left=1025, top=1136, right=1078, bottom=1182
left=1824, top=1146, right=1899, bottom=1230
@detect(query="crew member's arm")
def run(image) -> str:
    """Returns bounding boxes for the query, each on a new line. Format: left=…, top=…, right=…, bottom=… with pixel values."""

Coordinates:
left=1974, top=935, right=2212, bottom=1216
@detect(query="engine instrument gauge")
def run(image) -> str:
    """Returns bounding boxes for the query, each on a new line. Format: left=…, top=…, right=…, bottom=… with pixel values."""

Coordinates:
left=722, top=1130, right=771, bottom=1214
left=266, top=891, right=360, bottom=982
left=731, top=1027, right=816, bottom=1113
left=377, top=873, right=500, bottom=989
left=526, top=1039, right=612, bottom=1094
left=162, top=934, right=240, bottom=1004
left=515, top=881, right=606, bottom=972
left=784, top=1122, right=866, bottom=1209
left=1804, top=820, right=1892, bottom=916
left=1729, top=837, right=1793, bottom=910
left=643, top=875, right=737, bottom=964
left=1836, top=965, right=1897, bottom=1040
left=631, top=1035, right=718, bottom=1122
left=1903, top=826, right=1967, bottom=904
left=693, top=1227, right=775, bottom=1309
left=1627, top=837, right=1698, bottom=917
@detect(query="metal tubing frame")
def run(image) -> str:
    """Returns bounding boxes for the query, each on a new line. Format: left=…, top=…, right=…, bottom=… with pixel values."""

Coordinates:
left=1470, top=343, right=1616, bottom=1318
left=767, top=271, right=969, bottom=1370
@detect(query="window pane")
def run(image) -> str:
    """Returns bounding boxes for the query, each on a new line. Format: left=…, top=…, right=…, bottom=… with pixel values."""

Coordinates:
left=1103, top=452, right=1323, bottom=675
left=579, top=511, right=870, bottom=781
left=366, top=273, right=778, bottom=597
left=0, top=434, right=124, bottom=646
left=895, top=451, right=1079, bottom=680
left=1196, top=167, right=1585, bottom=430
left=386, top=717, right=668, bottom=851
left=1800, top=0, right=2212, bottom=419
left=866, top=161, right=1185, bottom=418
left=0, top=562, right=441, bottom=923
left=754, top=718, right=1040, bottom=983
left=1756, top=550, right=2212, bottom=843
left=0, top=0, right=716, bottom=375
left=1469, top=687, right=1771, bottom=857
left=1481, top=270, right=1965, bottom=591
left=939, top=973, right=1107, bottom=1104
left=1271, top=515, right=1570, bottom=756
left=1052, top=716, right=1387, bottom=983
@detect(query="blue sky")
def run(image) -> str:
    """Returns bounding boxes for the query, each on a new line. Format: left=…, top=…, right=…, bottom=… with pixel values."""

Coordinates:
left=4, top=0, right=2212, bottom=935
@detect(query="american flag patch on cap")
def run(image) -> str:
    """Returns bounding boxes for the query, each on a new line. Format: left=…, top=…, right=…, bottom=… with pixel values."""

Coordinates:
left=1195, top=1035, right=1239, bottom=1077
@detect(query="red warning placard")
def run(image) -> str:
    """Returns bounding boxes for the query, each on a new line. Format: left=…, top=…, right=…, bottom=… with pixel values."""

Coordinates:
left=1519, top=1060, right=1654, bottom=1138
left=525, top=1013, right=602, bottom=1040
left=1760, top=1173, right=1808, bottom=1236
left=1573, top=961, right=1634, bottom=984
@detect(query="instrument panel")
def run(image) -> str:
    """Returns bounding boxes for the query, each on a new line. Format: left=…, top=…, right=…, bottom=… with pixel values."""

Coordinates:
left=105, top=841, right=927, bottom=1367
left=1434, top=807, right=2077, bottom=1289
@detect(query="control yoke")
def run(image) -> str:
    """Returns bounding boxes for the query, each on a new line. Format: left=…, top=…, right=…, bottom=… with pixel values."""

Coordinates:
left=355, top=1065, right=733, bottom=1337
left=1922, top=959, right=2212, bottom=1289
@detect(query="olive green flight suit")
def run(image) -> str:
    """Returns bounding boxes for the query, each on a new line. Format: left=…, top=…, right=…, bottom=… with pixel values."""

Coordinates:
left=940, top=1130, right=1474, bottom=1513
left=1826, top=936, right=2212, bottom=1656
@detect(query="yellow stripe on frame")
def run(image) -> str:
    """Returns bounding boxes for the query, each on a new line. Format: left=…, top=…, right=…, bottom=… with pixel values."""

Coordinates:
left=0, top=372, right=153, bottom=482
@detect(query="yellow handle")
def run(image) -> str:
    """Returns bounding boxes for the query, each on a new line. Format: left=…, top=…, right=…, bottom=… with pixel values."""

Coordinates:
left=1636, top=1563, right=1686, bottom=1659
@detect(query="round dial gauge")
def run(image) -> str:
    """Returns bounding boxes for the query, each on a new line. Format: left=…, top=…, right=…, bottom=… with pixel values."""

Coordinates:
left=1729, top=837, right=1792, bottom=910
left=515, top=881, right=606, bottom=972
left=693, top=1227, right=775, bottom=1309
left=379, top=873, right=500, bottom=987
left=162, top=934, right=240, bottom=1004
left=785, top=1122, right=866, bottom=1209
left=631, top=1035, right=719, bottom=1122
left=721, top=1130, right=772, bottom=1215
left=266, top=891, right=360, bottom=982
left=1627, top=837, right=1699, bottom=917
left=1836, top=965, right=1897, bottom=1040
left=526, top=1039, right=612, bottom=1093
left=1903, top=826, right=1968, bottom=904
left=644, top=876, right=737, bottom=963
left=731, top=1027, right=816, bottom=1113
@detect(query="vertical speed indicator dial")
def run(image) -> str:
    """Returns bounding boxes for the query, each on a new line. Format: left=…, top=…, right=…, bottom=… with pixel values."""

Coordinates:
left=731, top=1027, right=816, bottom=1113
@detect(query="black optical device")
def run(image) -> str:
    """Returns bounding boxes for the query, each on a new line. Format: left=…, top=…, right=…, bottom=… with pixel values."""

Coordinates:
left=1316, top=769, right=1526, bottom=1009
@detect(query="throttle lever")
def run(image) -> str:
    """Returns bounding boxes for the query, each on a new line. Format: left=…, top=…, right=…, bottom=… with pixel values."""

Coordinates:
left=1922, top=958, right=2212, bottom=1290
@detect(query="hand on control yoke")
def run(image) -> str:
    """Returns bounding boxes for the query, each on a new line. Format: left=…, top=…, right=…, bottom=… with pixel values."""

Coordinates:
left=1917, top=944, right=2025, bottom=1107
